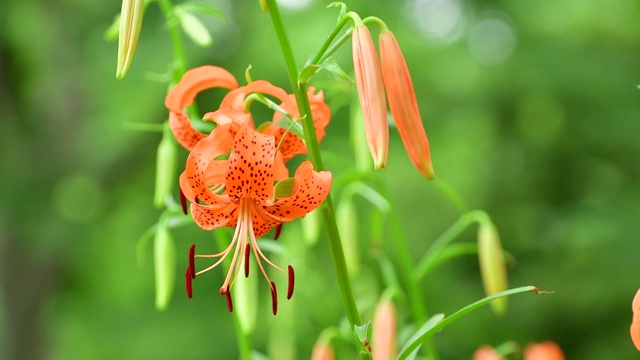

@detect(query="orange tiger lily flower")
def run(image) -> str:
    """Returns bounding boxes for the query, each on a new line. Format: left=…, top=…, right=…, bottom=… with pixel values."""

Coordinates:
left=182, top=123, right=331, bottom=314
left=165, top=65, right=238, bottom=150
left=631, top=288, right=640, bottom=351
left=380, top=31, right=434, bottom=179
left=352, top=24, right=388, bottom=170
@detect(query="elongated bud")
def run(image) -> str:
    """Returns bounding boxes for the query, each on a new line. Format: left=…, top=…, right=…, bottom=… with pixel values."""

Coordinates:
left=379, top=31, right=434, bottom=180
left=523, top=341, right=565, bottom=360
left=311, top=341, right=335, bottom=360
left=477, top=220, right=508, bottom=315
left=154, top=127, right=178, bottom=208
left=372, top=299, right=397, bottom=360
left=632, top=288, right=640, bottom=351
left=154, top=223, right=175, bottom=310
left=116, top=0, right=144, bottom=79
left=352, top=24, right=388, bottom=170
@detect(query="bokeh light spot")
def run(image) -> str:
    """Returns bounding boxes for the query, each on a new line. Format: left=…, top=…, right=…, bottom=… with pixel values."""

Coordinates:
left=467, top=12, right=516, bottom=65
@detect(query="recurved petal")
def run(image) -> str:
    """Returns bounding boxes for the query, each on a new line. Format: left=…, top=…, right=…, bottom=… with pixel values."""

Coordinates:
left=352, top=24, right=388, bottom=170
left=182, top=124, right=234, bottom=205
left=220, top=80, right=289, bottom=110
left=250, top=202, right=282, bottom=238
left=169, top=111, right=206, bottom=150
left=165, top=66, right=238, bottom=112
left=264, top=161, right=331, bottom=221
left=190, top=202, right=237, bottom=230
left=380, top=31, right=434, bottom=179
left=225, top=125, right=276, bottom=203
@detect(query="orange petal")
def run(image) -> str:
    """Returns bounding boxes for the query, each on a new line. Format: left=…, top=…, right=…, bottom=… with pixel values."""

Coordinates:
left=352, top=24, right=388, bottom=170
left=472, top=346, right=504, bottom=360
left=250, top=202, right=282, bottom=238
left=220, top=80, right=289, bottom=110
left=190, top=202, right=237, bottom=230
left=224, top=125, right=277, bottom=204
left=632, top=321, right=640, bottom=351
left=523, top=341, right=565, bottom=360
left=264, top=161, right=332, bottom=221
left=182, top=124, right=234, bottom=204
left=165, top=65, right=238, bottom=112
left=633, top=288, right=640, bottom=319
left=165, top=66, right=238, bottom=150
left=203, top=108, right=254, bottom=130
left=380, top=31, right=434, bottom=179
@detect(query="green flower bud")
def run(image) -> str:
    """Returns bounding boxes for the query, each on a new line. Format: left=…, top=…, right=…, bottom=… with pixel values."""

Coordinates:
left=154, top=221, right=175, bottom=311
left=477, top=220, right=509, bottom=315
left=154, top=125, right=178, bottom=208
left=116, top=0, right=144, bottom=79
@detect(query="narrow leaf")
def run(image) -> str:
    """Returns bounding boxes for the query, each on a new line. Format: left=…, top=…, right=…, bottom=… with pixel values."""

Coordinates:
left=177, top=2, right=227, bottom=19
left=318, top=58, right=354, bottom=82
left=397, top=286, right=542, bottom=360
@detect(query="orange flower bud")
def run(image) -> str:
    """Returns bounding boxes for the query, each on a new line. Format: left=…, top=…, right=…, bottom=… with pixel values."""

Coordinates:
left=379, top=31, right=434, bottom=179
left=372, top=299, right=397, bottom=360
left=472, top=346, right=504, bottom=360
left=352, top=24, right=388, bottom=170
left=311, top=341, right=335, bottom=360
left=523, top=341, right=565, bottom=360
left=631, top=288, right=640, bottom=351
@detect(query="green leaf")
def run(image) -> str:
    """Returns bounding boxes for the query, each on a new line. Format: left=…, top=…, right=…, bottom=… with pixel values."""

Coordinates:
left=317, top=58, right=354, bottom=82
left=336, top=198, right=359, bottom=277
left=397, top=286, right=542, bottom=359
left=154, top=222, right=176, bottom=311
left=353, top=321, right=372, bottom=355
left=176, top=10, right=213, bottom=47
left=176, top=2, right=227, bottom=20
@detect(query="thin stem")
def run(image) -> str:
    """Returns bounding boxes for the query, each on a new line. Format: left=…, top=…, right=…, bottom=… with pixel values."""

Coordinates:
left=309, top=15, right=350, bottom=65
left=156, top=0, right=187, bottom=82
left=264, top=0, right=363, bottom=333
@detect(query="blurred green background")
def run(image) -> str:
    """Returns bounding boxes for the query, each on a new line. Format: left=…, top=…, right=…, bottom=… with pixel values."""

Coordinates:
left=1, top=0, right=640, bottom=359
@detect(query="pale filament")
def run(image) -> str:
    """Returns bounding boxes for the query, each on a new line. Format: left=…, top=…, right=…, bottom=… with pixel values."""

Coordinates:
left=194, top=210, right=244, bottom=276
left=248, top=202, right=287, bottom=285
left=220, top=204, right=248, bottom=292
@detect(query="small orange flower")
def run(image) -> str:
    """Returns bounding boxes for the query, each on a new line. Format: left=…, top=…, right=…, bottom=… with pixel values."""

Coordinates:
left=379, top=31, right=434, bottom=179
left=352, top=24, right=388, bottom=170
left=181, top=123, right=332, bottom=314
left=631, top=288, right=640, bottom=351
left=472, top=346, right=504, bottom=360
left=165, top=66, right=238, bottom=150
left=523, top=341, right=564, bottom=360
left=372, top=299, right=397, bottom=360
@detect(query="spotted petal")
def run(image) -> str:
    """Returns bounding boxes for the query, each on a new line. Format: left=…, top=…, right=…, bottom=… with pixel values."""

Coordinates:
left=181, top=124, right=234, bottom=205
left=225, top=125, right=277, bottom=204
left=263, top=161, right=331, bottom=221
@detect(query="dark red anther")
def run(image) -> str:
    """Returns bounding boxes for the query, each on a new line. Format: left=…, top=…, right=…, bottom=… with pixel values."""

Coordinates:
left=244, top=244, right=250, bottom=277
left=287, top=265, right=295, bottom=300
left=274, top=223, right=283, bottom=240
left=188, top=244, right=196, bottom=279
left=185, top=267, right=193, bottom=299
left=179, top=188, right=188, bottom=215
left=224, top=285, right=233, bottom=312
left=270, top=282, right=278, bottom=315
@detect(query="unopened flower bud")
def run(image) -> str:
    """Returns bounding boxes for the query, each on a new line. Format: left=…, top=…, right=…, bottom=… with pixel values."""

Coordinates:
left=477, top=220, right=508, bottom=314
left=116, top=0, right=144, bottom=79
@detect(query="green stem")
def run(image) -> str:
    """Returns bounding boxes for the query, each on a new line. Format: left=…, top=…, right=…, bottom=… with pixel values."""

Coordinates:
left=309, top=15, right=350, bottom=65
left=264, top=0, right=363, bottom=333
left=156, top=0, right=187, bottom=82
